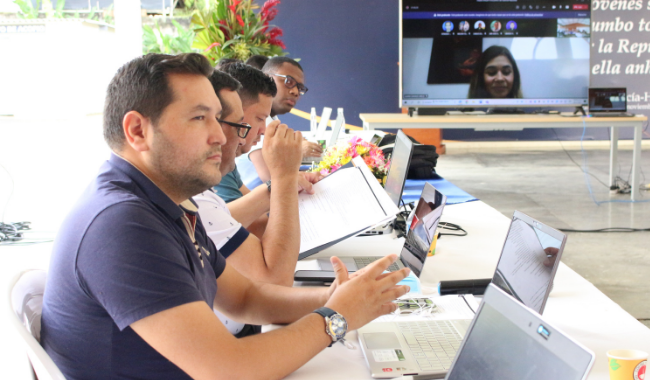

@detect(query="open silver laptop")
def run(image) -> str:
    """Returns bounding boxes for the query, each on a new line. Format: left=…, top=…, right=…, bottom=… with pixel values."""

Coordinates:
left=357, top=212, right=568, bottom=378
left=491, top=210, right=567, bottom=314
left=445, top=284, right=595, bottom=380
left=359, top=285, right=593, bottom=379
left=316, top=182, right=446, bottom=278
left=588, top=87, right=634, bottom=117
left=360, top=130, right=415, bottom=236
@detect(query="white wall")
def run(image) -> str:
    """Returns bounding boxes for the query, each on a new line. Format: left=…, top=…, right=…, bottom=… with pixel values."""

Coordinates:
left=0, top=19, right=121, bottom=117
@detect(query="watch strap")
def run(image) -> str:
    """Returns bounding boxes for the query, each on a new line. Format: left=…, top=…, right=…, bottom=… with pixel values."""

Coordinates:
left=313, top=307, right=339, bottom=347
left=313, top=307, right=336, bottom=318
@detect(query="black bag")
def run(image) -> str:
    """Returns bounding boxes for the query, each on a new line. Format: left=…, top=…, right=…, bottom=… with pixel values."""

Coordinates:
left=379, top=134, right=439, bottom=179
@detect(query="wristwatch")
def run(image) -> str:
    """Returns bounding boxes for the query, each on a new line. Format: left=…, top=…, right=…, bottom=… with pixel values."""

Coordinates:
left=265, top=180, right=272, bottom=193
left=313, top=307, right=347, bottom=346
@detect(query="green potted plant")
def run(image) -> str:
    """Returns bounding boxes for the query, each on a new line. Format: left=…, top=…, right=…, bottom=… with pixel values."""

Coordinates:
left=191, top=0, right=287, bottom=62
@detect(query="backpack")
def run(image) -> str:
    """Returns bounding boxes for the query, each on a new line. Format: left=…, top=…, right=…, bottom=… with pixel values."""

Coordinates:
left=378, top=134, right=439, bottom=179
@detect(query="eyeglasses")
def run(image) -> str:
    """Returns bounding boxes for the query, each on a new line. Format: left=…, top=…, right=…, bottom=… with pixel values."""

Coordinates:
left=218, top=119, right=251, bottom=138
left=272, top=74, right=308, bottom=96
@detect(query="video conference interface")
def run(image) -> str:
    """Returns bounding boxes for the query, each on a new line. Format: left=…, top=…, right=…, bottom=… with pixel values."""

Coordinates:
left=401, top=0, right=591, bottom=108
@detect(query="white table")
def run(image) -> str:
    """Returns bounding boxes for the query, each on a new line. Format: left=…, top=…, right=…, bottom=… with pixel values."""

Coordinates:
left=3, top=204, right=649, bottom=379
left=359, top=113, right=648, bottom=200
left=291, top=201, right=650, bottom=380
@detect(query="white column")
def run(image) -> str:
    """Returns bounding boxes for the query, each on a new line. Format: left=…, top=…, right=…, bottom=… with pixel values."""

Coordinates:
left=609, top=126, right=618, bottom=189
left=114, top=0, right=143, bottom=65
left=631, top=124, right=642, bottom=201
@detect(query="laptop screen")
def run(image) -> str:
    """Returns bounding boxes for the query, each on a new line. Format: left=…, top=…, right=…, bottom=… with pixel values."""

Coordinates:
left=400, top=183, right=446, bottom=277
left=491, top=211, right=566, bottom=314
left=447, top=286, right=593, bottom=380
left=384, top=130, right=414, bottom=206
left=589, top=87, right=627, bottom=113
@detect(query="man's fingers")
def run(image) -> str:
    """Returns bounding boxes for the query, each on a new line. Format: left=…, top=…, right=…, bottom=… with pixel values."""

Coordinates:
left=388, top=285, right=412, bottom=300
left=297, top=175, right=315, bottom=194
left=331, top=256, right=349, bottom=284
left=304, top=172, right=323, bottom=184
left=379, top=302, right=399, bottom=316
left=363, top=254, right=398, bottom=278
left=274, top=123, right=289, bottom=139
left=265, top=120, right=281, bottom=138
left=377, top=267, right=410, bottom=290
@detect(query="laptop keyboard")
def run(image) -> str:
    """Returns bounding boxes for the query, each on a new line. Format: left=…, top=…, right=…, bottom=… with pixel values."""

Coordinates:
left=354, top=257, right=401, bottom=272
left=397, top=320, right=462, bottom=371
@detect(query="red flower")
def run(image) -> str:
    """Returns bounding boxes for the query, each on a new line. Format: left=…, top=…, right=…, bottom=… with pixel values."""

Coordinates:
left=204, top=42, right=221, bottom=52
left=263, top=8, right=278, bottom=21
left=269, top=37, right=286, bottom=49
left=261, top=0, right=280, bottom=14
left=236, top=14, right=245, bottom=27
left=228, top=0, right=242, bottom=13
left=261, top=0, right=280, bottom=20
left=268, top=27, right=282, bottom=38
left=218, top=20, right=229, bottom=39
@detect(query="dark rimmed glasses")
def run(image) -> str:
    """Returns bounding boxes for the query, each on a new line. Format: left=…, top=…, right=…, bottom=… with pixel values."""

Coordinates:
left=272, top=74, right=309, bottom=96
left=218, top=119, right=251, bottom=138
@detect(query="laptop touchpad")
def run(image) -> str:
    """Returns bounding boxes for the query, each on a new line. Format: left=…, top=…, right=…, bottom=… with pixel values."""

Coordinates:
left=317, top=257, right=356, bottom=271
left=363, top=332, right=402, bottom=349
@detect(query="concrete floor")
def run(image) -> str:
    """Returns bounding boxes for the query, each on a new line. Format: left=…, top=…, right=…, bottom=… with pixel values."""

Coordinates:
left=436, top=142, right=650, bottom=327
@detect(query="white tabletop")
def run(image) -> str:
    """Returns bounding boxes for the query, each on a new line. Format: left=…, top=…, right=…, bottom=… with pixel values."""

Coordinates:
left=293, top=201, right=650, bottom=380
left=3, top=202, right=649, bottom=379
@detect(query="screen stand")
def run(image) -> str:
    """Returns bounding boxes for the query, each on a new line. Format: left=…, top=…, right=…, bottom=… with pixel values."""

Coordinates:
left=486, top=107, right=525, bottom=114
left=408, top=107, right=447, bottom=117
left=573, top=106, right=586, bottom=116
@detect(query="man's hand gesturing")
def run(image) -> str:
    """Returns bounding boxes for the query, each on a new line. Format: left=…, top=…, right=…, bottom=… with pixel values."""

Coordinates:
left=325, top=254, right=411, bottom=331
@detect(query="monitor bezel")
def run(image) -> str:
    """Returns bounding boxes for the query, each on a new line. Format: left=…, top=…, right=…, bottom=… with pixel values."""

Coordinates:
left=398, top=0, right=591, bottom=109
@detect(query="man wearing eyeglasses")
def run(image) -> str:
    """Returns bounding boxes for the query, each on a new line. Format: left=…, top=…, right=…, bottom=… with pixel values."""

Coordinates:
left=243, top=57, right=324, bottom=183
left=194, top=69, right=320, bottom=336
left=193, top=70, right=298, bottom=338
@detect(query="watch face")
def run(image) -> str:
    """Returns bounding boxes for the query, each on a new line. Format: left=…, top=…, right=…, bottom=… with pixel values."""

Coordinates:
left=327, top=314, right=348, bottom=340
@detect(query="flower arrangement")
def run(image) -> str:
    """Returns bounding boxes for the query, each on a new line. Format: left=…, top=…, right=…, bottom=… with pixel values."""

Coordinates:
left=191, top=0, right=287, bottom=62
left=312, top=136, right=390, bottom=185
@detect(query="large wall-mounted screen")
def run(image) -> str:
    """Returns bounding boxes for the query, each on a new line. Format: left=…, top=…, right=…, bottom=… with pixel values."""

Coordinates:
left=400, top=0, right=591, bottom=108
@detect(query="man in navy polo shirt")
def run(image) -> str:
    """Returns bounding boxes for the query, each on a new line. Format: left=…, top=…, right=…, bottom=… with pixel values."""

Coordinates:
left=41, top=53, right=411, bottom=380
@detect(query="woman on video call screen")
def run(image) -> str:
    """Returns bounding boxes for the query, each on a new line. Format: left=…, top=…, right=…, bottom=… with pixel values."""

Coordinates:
left=468, top=45, right=523, bottom=99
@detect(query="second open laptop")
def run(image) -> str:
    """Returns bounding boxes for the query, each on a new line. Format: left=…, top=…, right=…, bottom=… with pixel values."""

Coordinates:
left=356, top=211, right=568, bottom=378
left=314, top=182, right=446, bottom=278
left=359, top=130, right=415, bottom=236
left=359, top=284, right=595, bottom=379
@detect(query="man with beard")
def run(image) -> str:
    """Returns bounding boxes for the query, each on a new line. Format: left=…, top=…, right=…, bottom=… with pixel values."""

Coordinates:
left=41, top=53, right=411, bottom=380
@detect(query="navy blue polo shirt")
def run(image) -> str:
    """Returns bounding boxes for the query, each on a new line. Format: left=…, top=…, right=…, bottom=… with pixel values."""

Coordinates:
left=41, top=154, right=227, bottom=380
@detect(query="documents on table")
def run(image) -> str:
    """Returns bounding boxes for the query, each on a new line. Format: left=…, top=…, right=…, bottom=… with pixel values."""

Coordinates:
left=298, top=156, right=400, bottom=259
left=373, top=295, right=479, bottom=323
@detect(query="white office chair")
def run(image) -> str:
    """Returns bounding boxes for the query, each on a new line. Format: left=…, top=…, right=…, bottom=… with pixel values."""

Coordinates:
left=9, top=270, right=66, bottom=380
